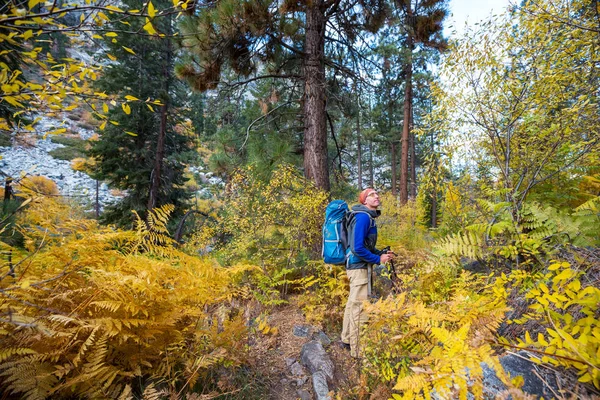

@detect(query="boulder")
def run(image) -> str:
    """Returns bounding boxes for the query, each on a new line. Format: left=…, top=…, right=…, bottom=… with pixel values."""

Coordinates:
left=300, top=340, right=334, bottom=381
left=482, top=352, right=560, bottom=399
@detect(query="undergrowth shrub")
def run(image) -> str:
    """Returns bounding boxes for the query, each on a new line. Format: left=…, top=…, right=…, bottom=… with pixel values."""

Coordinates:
left=495, top=256, right=600, bottom=389
left=359, top=197, right=600, bottom=397
left=0, top=196, right=251, bottom=399
left=362, top=270, right=513, bottom=399
left=297, top=262, right=348, bottom=331
left=186, top=164, right=328, bottom=304
left=377, top=194, right=429, bottom=251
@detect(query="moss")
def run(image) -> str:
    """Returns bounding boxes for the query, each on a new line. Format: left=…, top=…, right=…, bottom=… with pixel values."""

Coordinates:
left=49, top=146, right=85, bottom=161
left=0, top=131, right=12, bottom=147
left=49, top=136, right=88, bottom=160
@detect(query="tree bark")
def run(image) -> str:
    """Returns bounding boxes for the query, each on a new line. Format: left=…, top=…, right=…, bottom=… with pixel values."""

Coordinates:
left=303, top=2, right=330, bottom=192
left=400, top=4, right=414, bottom=205
left=357, top=106, right=362, bottom=190
left=148, top=17, right=172, bottom=210
left=391, top=142, right=397, bottom=195
left=369, top=139, right=374, bottom=188
left=431, top=189, right=437, bottom=228
left=410, top=105, right=416, bottom=200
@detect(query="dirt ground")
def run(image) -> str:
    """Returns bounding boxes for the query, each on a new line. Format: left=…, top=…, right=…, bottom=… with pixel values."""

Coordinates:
left=247, top=298, right=366, bottom=400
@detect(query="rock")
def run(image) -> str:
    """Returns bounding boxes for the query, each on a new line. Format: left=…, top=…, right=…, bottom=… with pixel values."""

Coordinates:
left=300, top=340, right=334, bottom=381
left=290, top=361, right=305, bottom=376
left=296, top=389, right=311, bottom=400
left=482, top=352, right=560, bottom=399
left=312, top=371, right=331, bottom=400
left=285, top=357, right=296, bottom=367
left=293, top=325, right=312, bottom=338
left=295, top=376, right=308, bottom=386
left=312, top=331, right=331, bottom=347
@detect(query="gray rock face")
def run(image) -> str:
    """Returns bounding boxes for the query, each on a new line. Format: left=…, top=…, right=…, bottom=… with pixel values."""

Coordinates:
left=290, top=361, right=305, bottom=377
left=293, top=324, right=312, bottom=338
left=296, top=389, right=311, bottom=400
left=300, top=340, right=334, bottom=381
left=1, top=116, right=118, bottom=210
left=300, top=340, right=335, bottom=400
left=312, top=371, right=331, bottom=400
left=312, top=330, right=331, bottom=347
left=285, top=357, right=296, bottom=367
left=482, top=352, right=560, bottom=399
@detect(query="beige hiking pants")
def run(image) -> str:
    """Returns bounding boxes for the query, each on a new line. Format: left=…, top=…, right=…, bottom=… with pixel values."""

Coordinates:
left=341, top=268, right=369, bottom=358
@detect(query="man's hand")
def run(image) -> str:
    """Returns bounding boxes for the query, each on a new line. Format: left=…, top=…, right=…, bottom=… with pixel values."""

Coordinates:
left=380, top=252, right=395, bottom=264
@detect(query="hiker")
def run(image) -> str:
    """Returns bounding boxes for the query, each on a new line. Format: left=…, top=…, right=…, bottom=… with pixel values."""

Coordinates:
left=340, top=188, right=394, bottom=358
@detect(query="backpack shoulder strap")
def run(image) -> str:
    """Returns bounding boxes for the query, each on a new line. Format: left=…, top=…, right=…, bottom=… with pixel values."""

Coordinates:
left=350, top=210, right=375, bottom=229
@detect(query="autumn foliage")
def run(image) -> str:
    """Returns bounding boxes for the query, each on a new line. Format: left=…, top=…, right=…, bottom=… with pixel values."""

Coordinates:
left=0, top=191, right=249, bottom=399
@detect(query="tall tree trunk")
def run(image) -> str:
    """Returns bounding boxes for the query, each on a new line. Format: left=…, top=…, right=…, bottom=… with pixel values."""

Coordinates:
left=303, top=2, right=330, bottom=191
left=148, top=104, right=168, bottom=210
left=410, top=105, right=416, bottom=200
left=148, top=20, right=172, bottom=210
left=3, top=177, right=12, bottom=213
left=430, top=127, right=437, bottom=228
left=369, top=139, right=374, bottom=188
left=431, top=189, right=437, bottom=227
left=400, top=4, right=414, bottom=205
left=357, top=106, right=362, bottom=190
left=391, top=142, right=397, bottom=195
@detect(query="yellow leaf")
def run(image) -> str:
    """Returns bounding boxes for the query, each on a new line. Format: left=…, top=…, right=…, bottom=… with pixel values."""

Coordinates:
left=125, top=95, right=139, bottom=101
left=110, top=120, right=120, bottom=126
left=103, top=103, right=109, bottom=113
left=122, top=46, right=136, bottom=55
left=22, top=30, right=33, bottom=40
left=125, top=131, right=138, bottom=136
left=548, top=263, right=561, bottom=271
left=28, top=0, right=43, bottom=9
left=47, top=128, right=67, bottom=135
left=99, top=121, right=107, bottom=130
left=122, top=103, right=131, bottom=115
left=143, top=19, right=157, bottom=35
left=4, top=97, right=25, bottom=108
left=146, top=103, right=155, bottom=112
left=105, top=5, right=124, bottom=12
left=511, top=375, right=524, bottom=388
left=20, top=280, right=31, bottom=288
left=147, top=1, right=156, bottom=17
left=105, top=32, right=118, bottom=37
left=107, top=53, right=117, bottom=61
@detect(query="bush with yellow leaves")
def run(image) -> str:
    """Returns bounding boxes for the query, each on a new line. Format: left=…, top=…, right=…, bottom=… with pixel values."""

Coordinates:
left=495, top=257, right=600, bottom=389
left=186, top=164, right=328, bottom=304
left=0, top=196, right=250, bottom=399
left=361, top=271, right=512, bottom=399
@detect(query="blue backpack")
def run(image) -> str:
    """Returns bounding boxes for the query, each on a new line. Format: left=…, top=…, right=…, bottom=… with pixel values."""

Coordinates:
left=322, top=200, right=350, bottom=265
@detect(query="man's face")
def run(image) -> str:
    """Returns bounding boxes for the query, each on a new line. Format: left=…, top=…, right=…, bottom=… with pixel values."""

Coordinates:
left=364, top=191, right=380, bottom=209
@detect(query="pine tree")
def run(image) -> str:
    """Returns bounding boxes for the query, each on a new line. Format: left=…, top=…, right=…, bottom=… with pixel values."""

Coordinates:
left=176, top=0, right=391, bottom=192
left=395, top=0, right=448, bottom=204
left=88, top=0, right=192, bottom=227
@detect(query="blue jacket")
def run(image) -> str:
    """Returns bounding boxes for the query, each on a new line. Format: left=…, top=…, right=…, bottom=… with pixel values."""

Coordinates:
left=346, top=204, right=383, bottom=270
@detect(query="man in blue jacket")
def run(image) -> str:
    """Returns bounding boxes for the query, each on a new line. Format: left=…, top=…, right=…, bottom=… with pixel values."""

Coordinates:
left=341, top=188, right=394, bottom=358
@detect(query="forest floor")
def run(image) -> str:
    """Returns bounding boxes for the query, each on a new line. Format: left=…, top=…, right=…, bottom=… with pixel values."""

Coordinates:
left=247, top=297, right=373, bottom=400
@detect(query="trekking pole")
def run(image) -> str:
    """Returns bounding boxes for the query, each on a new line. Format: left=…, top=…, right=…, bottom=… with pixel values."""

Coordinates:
left=389, top=257, right=400, bottom=294
left=381, top=246, right=400, bottom=294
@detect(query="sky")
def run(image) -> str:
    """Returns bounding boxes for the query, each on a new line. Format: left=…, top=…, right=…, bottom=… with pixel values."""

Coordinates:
left=445, top=0, right=513, bottom=37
